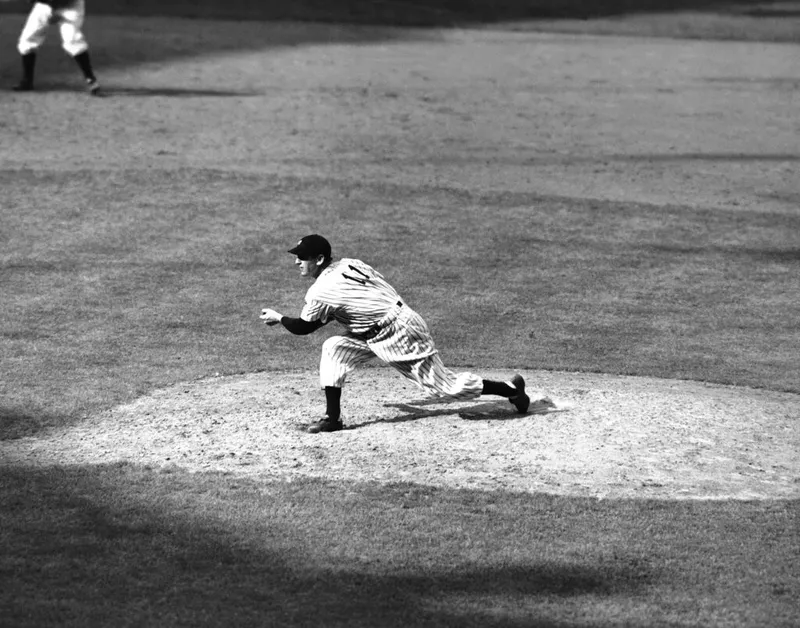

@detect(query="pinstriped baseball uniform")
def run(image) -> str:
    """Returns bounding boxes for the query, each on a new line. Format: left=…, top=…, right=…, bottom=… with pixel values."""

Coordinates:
left=301, top=258, right=484, bottom=399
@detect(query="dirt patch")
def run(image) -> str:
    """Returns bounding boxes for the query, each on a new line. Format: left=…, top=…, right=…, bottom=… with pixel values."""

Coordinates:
left=3, top=369, right=798, bottom=500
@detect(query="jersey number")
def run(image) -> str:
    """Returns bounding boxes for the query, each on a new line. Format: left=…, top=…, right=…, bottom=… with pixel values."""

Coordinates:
left=342, top=265, right=370, bottom=285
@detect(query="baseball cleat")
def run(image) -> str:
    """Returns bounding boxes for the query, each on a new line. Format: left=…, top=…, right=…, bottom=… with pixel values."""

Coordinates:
left=12, top=81, right=33, bottom=92
left=508, top=374, right=530, bottom=414
left=86, top=79, right=101, bottom=96
left=306, top=416, right=343, bottom=434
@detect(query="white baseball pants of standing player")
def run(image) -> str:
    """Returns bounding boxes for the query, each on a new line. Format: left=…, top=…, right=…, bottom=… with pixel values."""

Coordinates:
left=18, top=0, right=88, bottom=57
left=320, top=304, right=484, bottom=399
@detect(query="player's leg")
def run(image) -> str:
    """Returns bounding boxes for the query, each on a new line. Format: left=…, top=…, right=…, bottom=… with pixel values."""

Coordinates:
left=391, top=354, right=484, bottom=400
left=14, top=3, right=52, bottom=90
left=370, top=309, right=484, bottom=400
left=373, top=309, right=543, bottom=412
left=391, top=355, right=543, bottom=412
left=58, top=1, right=99, bottom=94
left=308, top=335, right=375, bottom=433
left=320, top=334, right=375, bottom=391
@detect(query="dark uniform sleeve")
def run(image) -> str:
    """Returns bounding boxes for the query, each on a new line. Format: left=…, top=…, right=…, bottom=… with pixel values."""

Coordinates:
left=280, top=316, right=325, bottom=335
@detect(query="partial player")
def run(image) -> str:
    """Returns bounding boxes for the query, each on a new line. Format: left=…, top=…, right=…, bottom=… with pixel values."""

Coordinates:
left=260, top=234, right=555, bottom=433
left=12, top=0, right=100, bottom=95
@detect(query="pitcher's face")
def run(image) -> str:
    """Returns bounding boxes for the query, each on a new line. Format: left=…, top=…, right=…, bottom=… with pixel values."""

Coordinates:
left=295, top=255, right=324, bottom=278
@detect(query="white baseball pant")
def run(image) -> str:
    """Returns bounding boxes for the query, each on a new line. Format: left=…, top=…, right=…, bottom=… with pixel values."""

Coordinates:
left=320, top=305, right=484, bottom=399
left=18, top=0, right=88, bottom=57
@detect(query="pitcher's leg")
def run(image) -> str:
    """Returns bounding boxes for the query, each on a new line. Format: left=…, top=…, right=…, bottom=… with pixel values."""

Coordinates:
left=307, top=336, right=374, bottom=434
left=391, top=356, right=545, bottom=413
left=319, top=335, right=375, bottom=389
left=392, top=353, right=484, bottom=400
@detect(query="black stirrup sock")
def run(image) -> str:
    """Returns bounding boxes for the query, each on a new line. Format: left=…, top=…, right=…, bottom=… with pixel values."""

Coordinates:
left=73, top=50, right=96, bottom=82
left=481, top=379, right=516, bottom=398
left=21, top=52, right=36, bottom=83
left=324, top=386, right=342, bottom=421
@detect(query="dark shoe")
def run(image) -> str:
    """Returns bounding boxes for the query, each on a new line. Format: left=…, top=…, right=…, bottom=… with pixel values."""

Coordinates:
left=307, top=416, right=343, bottom=434
left=508, top=374, right=530, bottom=414
left=13, top=81, right=33, bottom=92
left=86, top=79, right=101, bottom=96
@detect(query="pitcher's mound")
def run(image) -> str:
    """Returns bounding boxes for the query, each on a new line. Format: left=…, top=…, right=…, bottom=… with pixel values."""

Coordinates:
left=4, top=369, right=799, bottom=500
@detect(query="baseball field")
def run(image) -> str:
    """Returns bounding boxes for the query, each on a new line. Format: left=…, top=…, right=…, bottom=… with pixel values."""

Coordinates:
left=1, top=1, right=799, bottom=626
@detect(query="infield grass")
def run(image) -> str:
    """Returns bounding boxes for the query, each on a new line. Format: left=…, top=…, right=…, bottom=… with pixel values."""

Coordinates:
left=2, top=464, right=798, bottom=627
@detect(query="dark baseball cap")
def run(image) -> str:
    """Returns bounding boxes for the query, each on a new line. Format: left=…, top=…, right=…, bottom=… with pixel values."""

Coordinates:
left=288, top=234, right=332, bottom=261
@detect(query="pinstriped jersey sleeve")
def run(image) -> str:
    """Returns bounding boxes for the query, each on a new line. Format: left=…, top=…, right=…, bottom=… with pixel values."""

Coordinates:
left=300, top=287, right=336, bottom=324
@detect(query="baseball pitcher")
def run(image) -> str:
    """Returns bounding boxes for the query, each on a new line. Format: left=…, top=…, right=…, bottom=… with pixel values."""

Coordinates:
left=260, top=234, right=554, bottom=433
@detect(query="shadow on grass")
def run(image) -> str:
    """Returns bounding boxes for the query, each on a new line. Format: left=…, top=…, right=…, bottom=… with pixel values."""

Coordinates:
left=101, top=86, right=263, bottom=98
left=0, top=10, right=433, bottom=86
left=743, top=7, right=800, bottom=17
left=0, top=464, right=657, bottom=628
left=102, top=86, right=263, bottom=98
left=1, top=0, right=791, bottom=26
left=0, top=406, right=63, bottom=441
left=5, top=84, right=263, bottom=98
left=1, top=0, right=796, bottom=88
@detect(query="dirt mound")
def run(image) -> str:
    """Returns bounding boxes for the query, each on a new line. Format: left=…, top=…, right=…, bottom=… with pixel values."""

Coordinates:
left=3, top=369, right=798, bottom=500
